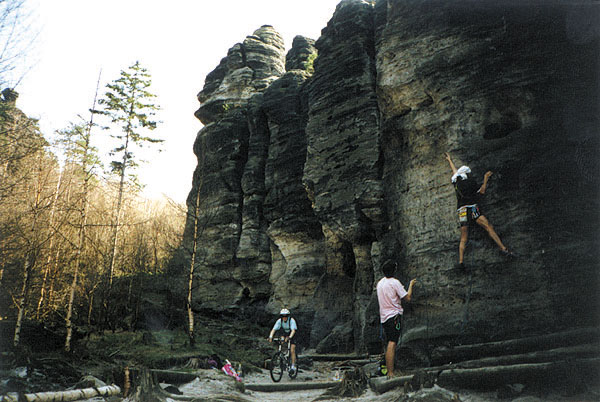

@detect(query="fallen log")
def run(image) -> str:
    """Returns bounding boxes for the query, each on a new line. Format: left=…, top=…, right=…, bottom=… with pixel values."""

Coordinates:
left=301, top=353, right=369, bottom=361
left=245, top=381, right=339, bottom=392
left=333, top=359, right=380, bottom=367
left=445, top=343, right=600, bottom=370
left=436, top=357, right=600, bottom=390
left=431, top=327, right=600, bottom=365
left=370, top=357, right=600, bottom=394
left=369, top=374, right=414, bottom=394
left=423, top=343, right=600, bottom=373
left=2, top=384, right=121, bottom=402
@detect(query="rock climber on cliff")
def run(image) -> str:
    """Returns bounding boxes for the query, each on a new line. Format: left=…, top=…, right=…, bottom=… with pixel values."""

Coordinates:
left=445, top=152, right=515, bottom=270
left=376, top=260, right=416, bottom=379
left=268, top=308, right=298, bottom=375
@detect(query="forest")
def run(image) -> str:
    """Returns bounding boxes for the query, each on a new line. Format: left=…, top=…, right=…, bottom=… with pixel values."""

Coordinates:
left=0, top=66, right=187, bottom=341
left=0, top=1, right=186, bottom=352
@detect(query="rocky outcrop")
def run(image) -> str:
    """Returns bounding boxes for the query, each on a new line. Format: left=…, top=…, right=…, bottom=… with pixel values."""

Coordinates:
left=183, top=0, right=599, bottom=354
left=304, top=0, right=384, bottom=353
left=184, top=26, right=287, bottom=314
left=285, top=36, right=317, bottom=72
left=244, top=67, right=324, bottom=316
left=194, top=25, right=285, bottom=125
left=374, top=0, right=600, bottom=348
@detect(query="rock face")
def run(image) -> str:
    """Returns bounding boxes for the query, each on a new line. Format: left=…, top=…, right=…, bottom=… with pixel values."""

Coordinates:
left=184, top=26, right=287, bottom=315
left=304, top=0, right=384, bottom=353
left=195, top=25, right=286, bottom=125
left=183, top=0, right=599, bottom=353
left=374, top=0, right=600, bottom=348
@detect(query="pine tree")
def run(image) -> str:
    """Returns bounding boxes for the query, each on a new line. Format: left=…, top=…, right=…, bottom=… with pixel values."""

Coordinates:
left=96, top=61, right=161, bottom=324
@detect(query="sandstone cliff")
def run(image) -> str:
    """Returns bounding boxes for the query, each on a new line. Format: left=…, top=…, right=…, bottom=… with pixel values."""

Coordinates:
left=183, top=1, right=599, bottom=355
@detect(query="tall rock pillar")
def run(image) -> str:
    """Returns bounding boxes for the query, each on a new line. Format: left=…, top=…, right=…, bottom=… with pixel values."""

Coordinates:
left=304, top=0, right=385, bottom=353
left=184, top=26, right=286, bottom=313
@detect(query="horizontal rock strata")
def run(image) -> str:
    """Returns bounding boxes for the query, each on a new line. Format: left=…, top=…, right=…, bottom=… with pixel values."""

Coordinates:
left=182, top=0, right=599, bottom=354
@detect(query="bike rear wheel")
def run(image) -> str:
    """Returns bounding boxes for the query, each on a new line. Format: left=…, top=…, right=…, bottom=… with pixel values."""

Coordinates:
left=269, top=352, right=284, bottom=382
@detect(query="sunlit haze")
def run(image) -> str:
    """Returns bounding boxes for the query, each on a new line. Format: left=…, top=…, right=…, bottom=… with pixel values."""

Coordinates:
left=16, top=0, right=342, bottom=203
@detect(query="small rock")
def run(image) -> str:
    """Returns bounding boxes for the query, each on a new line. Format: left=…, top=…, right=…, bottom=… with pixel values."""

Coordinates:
left=497, top=383, right=525, bottom=399
left=402, top=385, right=461, bottom=401
left=163, top=384, right=182, bottom=395
left=14, top=367, right=27, bottom=378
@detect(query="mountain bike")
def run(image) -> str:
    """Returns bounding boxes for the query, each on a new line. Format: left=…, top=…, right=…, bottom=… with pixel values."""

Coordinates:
left=269, top=336, right=298, bottom=382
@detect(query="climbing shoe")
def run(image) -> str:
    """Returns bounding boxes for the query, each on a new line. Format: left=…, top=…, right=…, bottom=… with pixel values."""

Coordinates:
left=501, top=249, right=517, bottom=258
left=455, top=262, right=466, bottom=271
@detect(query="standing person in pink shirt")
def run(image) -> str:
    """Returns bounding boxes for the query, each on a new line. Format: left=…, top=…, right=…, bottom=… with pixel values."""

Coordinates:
left=376, top=260, right=417, bottom=379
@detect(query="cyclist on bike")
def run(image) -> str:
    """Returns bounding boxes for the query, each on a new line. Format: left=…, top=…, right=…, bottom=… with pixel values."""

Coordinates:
left=268, top=308, right=297, bottom=374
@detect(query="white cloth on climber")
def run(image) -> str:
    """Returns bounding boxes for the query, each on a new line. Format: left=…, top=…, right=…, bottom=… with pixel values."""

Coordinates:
left=452, top=165, right=471, bottom=183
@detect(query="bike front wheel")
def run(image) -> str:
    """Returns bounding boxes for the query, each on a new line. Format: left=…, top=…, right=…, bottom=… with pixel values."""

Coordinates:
left=269, top=352, right=284, bottom=382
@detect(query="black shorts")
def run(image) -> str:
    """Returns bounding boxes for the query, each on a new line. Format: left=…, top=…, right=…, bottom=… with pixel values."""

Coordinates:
left=382, top=315, right=402, bottom=344
left=276, top=331, right=297, bottom=345
left=457, top=204, right=481, bottom=227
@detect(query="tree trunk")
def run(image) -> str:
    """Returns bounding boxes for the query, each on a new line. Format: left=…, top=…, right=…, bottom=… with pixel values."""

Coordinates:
left=14, top=153, right=45, bottom=347
left=65, top=82, right=98, bottom=351
left=13, top=257, right=31, bottom=347
left=87, top=289, right=94, bottom=327
left=64, top=264, right=79, bottom=352
left=65, top=188, right=88, bottom=351
left=245, top=381, right=338, bottom=392
left=36, top=168, right=63, bottom=319
left=187, top=192, right=199, bottom=347
left=104, top=131, right=128, bottom=330
left=45, top=246, right=61, bottom=315
left=3, top=385, right=121, bottom=402
left=107, top=177, right=123, bottom=289
left=127, top=367, right=170, bottom=402
left=187, top=145, right=204, bottom=347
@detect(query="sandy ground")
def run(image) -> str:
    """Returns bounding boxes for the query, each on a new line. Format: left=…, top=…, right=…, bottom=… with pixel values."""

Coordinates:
left=72, top=360, right=600, bottom=402
left=168, top=361, right=599, bottom=402
left=175, top=360, right=600, bottom=402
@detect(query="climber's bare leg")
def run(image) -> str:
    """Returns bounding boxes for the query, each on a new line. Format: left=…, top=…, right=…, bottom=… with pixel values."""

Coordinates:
left=475, top=215, right=507, bottom=251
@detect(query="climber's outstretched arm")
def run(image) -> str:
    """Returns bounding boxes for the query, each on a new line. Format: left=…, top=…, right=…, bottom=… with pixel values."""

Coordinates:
left=445, top=152, right=457, bottom=175
left=479, top=171, right=493, bottom=194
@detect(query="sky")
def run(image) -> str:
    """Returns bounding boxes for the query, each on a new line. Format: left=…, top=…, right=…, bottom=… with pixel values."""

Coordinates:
left=15, top=0, right=343, bottom=203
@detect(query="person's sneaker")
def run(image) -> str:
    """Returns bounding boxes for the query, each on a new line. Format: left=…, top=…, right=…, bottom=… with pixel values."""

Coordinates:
left=501, top=249, right=517, bottom=258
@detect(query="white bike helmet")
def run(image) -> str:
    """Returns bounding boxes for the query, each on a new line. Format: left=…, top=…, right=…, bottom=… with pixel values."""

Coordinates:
left=280, top=308, right=290, bottom=316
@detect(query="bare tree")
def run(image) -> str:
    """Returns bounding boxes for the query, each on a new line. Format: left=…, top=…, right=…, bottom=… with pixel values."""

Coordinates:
left=183, top=138, right=217, bottom=347
left=186, top=181, right=202, bottom=346
left=12, top=149, right=58, bottom=347
left=57, top=86, right=101, bottom=350
left=0, top=0, right=38, bottom=89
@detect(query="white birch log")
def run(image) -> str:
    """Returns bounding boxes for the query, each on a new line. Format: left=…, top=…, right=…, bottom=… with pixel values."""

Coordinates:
left=2, top=384, right=120, bottom=402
